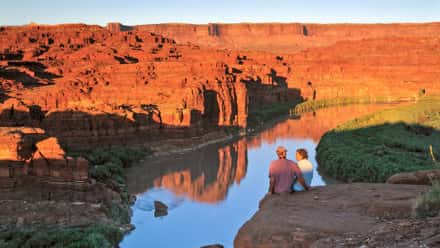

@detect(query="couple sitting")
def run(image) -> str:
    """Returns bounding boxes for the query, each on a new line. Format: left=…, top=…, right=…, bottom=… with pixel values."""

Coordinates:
left=268, top=146, right=313, bottom=194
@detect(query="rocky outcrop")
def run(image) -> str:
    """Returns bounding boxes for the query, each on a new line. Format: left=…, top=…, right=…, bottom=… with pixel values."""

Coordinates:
left=0, top=127, right=89, bottom=189
left=387, top=169, right=440, bottom=185
left=30, top=137, right=89, bottom=181
left=234, top=183, right=431, bottom=247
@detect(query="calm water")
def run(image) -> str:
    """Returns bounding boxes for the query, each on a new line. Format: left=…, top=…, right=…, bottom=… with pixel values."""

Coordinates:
left=121, top=104, right=399, bottom=248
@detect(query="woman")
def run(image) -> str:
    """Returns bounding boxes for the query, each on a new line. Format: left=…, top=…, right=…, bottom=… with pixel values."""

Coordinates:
left=292, top=148, right=314, bottom=191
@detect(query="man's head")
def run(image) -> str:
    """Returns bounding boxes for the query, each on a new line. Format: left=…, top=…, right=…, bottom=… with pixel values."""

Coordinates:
left=276, top=146, right=287, bottom=159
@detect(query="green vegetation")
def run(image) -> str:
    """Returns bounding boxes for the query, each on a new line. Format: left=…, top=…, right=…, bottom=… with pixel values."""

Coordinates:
left=87, top=147, right=151, bottom=184
left=317, top=98, right=440, bottom=183
left=0, top=225, right=123, bottom=248
left=0, top=147, right=152, bottom=248
left=86, top=147, right=151, bottom=223
left=415, top=181, right=440, bottom=218
left=291, top=96, right=417, bottom=115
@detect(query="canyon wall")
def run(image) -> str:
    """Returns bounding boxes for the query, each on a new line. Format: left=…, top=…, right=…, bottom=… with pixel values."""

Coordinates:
left=0, top=23, right=295, bottom=188
left=131, top=22, right=440, bottom=101
left=133, top=22, right=440, bottom=53
left=1, top=22, right=440, bottom=188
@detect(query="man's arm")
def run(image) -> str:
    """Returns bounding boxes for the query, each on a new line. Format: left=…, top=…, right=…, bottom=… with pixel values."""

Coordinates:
left=269, top=176, right=276, bottom=194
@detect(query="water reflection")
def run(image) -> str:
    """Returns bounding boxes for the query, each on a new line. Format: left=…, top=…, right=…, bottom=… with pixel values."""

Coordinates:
left=126, top=139, right=248, bottom=203
left=121, top=104, right=401, bottom=248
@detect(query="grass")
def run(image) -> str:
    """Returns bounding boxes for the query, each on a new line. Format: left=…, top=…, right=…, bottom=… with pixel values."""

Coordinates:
left=414, top=181, right=440, bottom=218
left=317, top=97, right=440, bottom=183
left=291, top=96, right=417, bottom=115
left=0, top=225, right=123, bottom=248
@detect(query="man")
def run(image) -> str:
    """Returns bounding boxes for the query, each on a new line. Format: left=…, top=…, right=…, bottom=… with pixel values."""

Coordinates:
left=269, top=146, right=310, bottom=194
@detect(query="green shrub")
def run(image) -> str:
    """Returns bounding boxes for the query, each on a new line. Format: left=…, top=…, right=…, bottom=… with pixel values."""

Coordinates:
left=0, top=225, right=123, bottom=248
left=87, top=147, right=151, bottom=184
left=415, top=181, right=440, bottom=218
left=317, top=98, right=440, bottom=182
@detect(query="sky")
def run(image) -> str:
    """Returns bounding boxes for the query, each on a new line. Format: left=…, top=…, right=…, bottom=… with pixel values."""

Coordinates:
left=1, top=0, right=439, bottom=26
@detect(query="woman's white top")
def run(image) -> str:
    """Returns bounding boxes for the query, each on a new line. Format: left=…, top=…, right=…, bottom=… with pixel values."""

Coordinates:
left=298, top=159, right=314, bottom=174
left=293, top=159, right=314, bottom=191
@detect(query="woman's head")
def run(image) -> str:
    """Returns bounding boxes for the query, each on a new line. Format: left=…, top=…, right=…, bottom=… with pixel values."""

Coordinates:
left=296, top=148, right=308, bottom=161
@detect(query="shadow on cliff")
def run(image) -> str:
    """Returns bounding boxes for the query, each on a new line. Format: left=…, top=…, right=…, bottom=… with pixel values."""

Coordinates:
left=0, top=90, right=8, bottom=104
left=317, top=122, right=440, bottom=183
left=0, top=61, right=59, bottom=89
left=243, top=73, right=304, bottom=124
left=268, top=68, right=287, bottom=87
left=0, top=104, right=241, bottom=153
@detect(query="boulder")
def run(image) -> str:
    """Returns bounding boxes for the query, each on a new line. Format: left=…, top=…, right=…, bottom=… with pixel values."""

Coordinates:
left=154, top=200, right=168, bottom=217
left=386, top=169, right=440, bottom=185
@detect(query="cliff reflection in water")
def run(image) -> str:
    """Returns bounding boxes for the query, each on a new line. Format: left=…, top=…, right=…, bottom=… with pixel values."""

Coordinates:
left=151, top=140, right=248, bottom=203
left=126, top=139, right=247, bottom=203
left=126, top=104, right=397, bottom=203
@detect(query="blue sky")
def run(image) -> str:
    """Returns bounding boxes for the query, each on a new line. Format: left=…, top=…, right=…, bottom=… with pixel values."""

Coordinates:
left=1, top=0, right=439, bottom=26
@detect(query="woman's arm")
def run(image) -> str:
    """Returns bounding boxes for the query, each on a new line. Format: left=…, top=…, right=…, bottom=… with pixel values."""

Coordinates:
left=296, top=176, right=310, bottom=191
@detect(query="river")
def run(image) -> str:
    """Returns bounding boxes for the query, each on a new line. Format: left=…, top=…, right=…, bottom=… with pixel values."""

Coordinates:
left=120, top=104, right=400, bottom=248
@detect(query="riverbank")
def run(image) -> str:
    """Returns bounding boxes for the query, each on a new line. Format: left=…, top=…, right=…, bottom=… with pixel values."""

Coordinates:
left=316, top=97, right=440, bottom=183
left=291, top=96, right=418, bottom=115
left=234, top=183, right=438, bottom=247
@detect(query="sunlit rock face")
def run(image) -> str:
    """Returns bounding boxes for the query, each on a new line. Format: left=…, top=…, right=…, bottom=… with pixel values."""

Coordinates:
left=134, top=22, right=440, bottom=100
left=0, top=24, right=297, bottom=131
left=0, top=23, right=306, bottom=157
left=1, top=23, right=439, bottom=154
left=1, top=22, right=439, bottom=190
left=133, top=23, right=440, bottom=53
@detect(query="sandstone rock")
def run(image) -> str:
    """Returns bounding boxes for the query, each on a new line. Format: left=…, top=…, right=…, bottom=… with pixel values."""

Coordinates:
left=154, top=200, right=168, bottom=217
left=154, top=200, right=168, bottom=211
left=386, top=169, right=440, bottom=185
left=1, top=23, right=438, bottom=155
left=134, top=23, right=440, bottom=54
left=0, top=127, right=45, bottom=161
left=234, top=183, right=429, bottom=248
left=35, top=137, right=65, bottom=160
